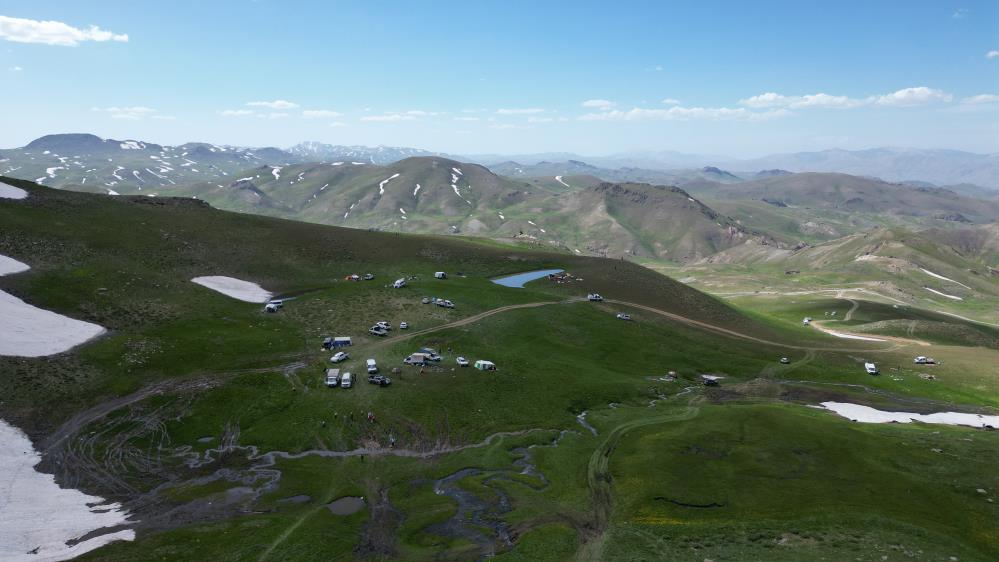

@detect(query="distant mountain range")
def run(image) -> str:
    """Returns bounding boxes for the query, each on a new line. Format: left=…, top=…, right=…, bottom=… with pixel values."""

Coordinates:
left=287, top=141, right=443, bottom=164
left=3, top=134, right=998, bottom=191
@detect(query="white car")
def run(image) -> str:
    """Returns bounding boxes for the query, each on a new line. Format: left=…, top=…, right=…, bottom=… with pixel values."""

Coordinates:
left=340, top=372, right=353, bottom=388
left=456, top=356, right=469, bottom=367
left=331, top=351, right=349, bottom=363
left=400, top=321, right=409, bottom=329
left=375, top=321, right=392, bottom=331
left=616, top=313, right=631, bottom=321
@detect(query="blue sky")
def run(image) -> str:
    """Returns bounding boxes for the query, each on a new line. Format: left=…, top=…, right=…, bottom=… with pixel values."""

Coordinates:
left=1, top=0, right=997, bottom=156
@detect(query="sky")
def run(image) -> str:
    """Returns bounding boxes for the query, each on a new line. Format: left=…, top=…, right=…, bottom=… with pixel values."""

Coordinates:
left=0, top=0, right=997, bottom=157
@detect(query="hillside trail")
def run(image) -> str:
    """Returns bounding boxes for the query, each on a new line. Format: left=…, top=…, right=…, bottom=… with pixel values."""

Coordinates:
left=715, top=286, right=999, bottom=329
left=602, top=299, right=909, bottom=353
left=806, top=291, right=931, bottom=348
left=575, top=404, right=701, bottom=562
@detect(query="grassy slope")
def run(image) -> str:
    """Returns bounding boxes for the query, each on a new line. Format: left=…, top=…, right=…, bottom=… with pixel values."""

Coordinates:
left=3, top=176, right=999, bottom=561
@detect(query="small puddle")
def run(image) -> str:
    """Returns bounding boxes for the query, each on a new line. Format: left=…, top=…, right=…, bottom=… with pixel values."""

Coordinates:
left=326, top=496, right=366, bottom=515
left=491, top=269, right=563, bottom=288
left=278, top=494, right=311, bottom=504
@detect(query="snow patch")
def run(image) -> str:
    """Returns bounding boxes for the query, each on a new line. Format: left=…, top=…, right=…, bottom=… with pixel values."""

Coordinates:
left=554, top=175, right=570, bottom=188
left=925, top=287, right=963, bottom=301
left=819, top=402, right=999, bottom=428
left=191, top=276, right=272, bottom=303
left=0, top=182, right=28, bottom=200
left=120, top=140, right=145, bottom=150
left=378, top=173, right=400, bottom=195
left=0, top=255, right=107, bottom=357
left=0, top=420, right=135, bottom=561
left=270, top=166, right=282, bottom=180
left=413, top=184, right=421, bottom=197
left=820, top=329, right=886, bottom=342
left=920, top=268, right=972, bottom=290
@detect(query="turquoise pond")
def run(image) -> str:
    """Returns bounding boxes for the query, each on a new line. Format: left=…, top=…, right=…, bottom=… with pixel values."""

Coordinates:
left=490, top=269, right=564, bottom=288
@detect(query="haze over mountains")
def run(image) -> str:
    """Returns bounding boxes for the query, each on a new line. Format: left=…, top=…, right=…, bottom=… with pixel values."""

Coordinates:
left=4, top=134, right=999, bottom=191
left=4, top=133, right=999, bottom=272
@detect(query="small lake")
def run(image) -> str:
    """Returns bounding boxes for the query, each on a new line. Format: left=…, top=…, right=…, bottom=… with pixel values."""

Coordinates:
left=326, top=496, right=366, bottom=515
left=491, top=269, right=563, bottom=288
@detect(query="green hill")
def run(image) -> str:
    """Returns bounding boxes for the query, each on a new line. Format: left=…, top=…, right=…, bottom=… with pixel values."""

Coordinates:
left=4, top=176, right=999, bottom=561
left=67, top=157, right=759, bottom=263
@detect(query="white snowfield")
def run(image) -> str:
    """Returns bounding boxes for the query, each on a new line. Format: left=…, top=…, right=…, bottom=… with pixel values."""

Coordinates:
left=0, top=254, right=30, bottom=276
left=820, top=402, right=999, bottom=428
left=0, top=181, right=28, bottom=199
left=0, top=420, right=135, bottom=561
left=191, top=276, right=273, bottom=303
left=0, top=255, right=107, bottom=358
left=925, top=287, right=963, bottom=301
left=820, top=329, right=886, bottom=342
left=378, top=173, right=400, bottom=195
left=920, top=268, right=971, bottom=289
left=554, top=175, right=570, bottom=188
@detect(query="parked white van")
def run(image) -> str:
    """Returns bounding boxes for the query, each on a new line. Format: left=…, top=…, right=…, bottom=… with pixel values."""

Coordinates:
left=340, top=372, right=353, bottom=388
left=366, top=358, right=378, bottom=374
left=325, top=368, right=340, bottom=387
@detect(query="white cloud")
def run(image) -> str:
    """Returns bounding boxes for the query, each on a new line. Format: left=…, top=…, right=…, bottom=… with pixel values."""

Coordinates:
left=660, top=98, right=680, bottom=105
left=360, top=113, right=415, bottom=122
left=987, top=50, right=999, bottom=59
left=579, top=106, right=789, bottom=122
left=527, top=116, right=555, bottom=123
left=0, top=15, right=128, bottom=46
left=359, top=110, right=438, bottom=122
left=301, top=109, right=342, bottom=119
left=219, top=109, right=254, bottom=117
left=329, top=122, right=348, bottom=128
left=261, top=112, right=289, bottom=119
left=496, top=108, right=544, bottom=115
left=952, top=8, right=969, bottom=19
left=91, top=106, right=158, bottom=120
left=151, top=115, right=177, bottom=121
left=581, top=99, right=615, bottom=109
left=870, top=86, right=952, bottom=106
left=740, top=86, right=952, bottom=109
left=9, top=65, right=22, bottom=71
left=740, top=92, right=863, bottom=109
left=454, top=116, right=480, bottom=121
left=490, top=123, right=526, bottom=130
left=961, top=94, right=999, bottom=105
left=246, top=100, right=298, bottom=109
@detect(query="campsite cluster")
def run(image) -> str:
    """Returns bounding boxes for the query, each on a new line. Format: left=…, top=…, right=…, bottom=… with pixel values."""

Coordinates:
left=297, top=270, right=499, bottom=396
